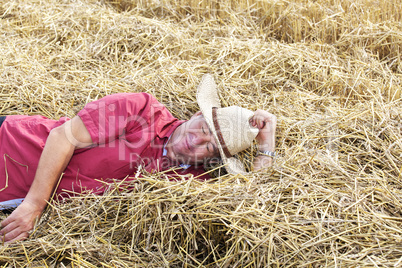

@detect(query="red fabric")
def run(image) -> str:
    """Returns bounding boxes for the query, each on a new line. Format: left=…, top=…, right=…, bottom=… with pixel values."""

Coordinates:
left=0, top=93, right=210, bottom=202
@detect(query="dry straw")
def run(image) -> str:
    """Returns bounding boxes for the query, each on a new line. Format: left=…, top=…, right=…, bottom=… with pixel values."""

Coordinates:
left=0, top=0, right=401, bottom=267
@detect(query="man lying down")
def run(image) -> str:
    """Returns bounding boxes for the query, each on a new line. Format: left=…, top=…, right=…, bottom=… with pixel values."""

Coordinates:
left=0, top=74, right=277, bottom=243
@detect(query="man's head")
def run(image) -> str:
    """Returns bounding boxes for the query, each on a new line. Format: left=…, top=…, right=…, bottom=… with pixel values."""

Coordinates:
left=167, top=74, right=259, bottom=174
left=165, top=111, right=220, bottom=165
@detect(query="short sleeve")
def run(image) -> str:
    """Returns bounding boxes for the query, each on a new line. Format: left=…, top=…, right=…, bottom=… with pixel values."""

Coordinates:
left=77, top=93, right=157, bottom=144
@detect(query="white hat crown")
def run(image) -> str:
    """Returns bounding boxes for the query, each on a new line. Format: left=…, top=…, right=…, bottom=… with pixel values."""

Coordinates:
left=213, top=106, right=259, bottom=156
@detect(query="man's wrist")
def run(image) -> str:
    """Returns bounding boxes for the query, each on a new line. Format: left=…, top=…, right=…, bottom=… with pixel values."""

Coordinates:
left=23, top=194, right=49, bottom=211
left=257, top=150, right=276, bottom=158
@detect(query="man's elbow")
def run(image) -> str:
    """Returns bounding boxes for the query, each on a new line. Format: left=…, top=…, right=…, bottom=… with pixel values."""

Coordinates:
left=48, top=124, right=77, bottom=150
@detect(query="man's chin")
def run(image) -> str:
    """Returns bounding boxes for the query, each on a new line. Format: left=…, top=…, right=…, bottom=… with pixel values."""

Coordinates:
left=176, top=157, right=201, bottom=166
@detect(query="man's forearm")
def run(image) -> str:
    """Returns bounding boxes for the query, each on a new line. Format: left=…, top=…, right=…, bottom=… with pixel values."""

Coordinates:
left=251, top=109, right=277, bottom=171
left=254, top=131, right=276, bottom=169
left=24, top=126, right=76, bottom=210
left=257, top=132, right=275, bottom=152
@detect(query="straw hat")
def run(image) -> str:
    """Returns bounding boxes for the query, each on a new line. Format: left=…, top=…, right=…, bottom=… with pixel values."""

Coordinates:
left=196, top=74, right=259, bottom=174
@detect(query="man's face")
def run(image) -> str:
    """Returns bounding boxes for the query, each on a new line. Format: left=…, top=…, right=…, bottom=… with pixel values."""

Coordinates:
left=166, top=111, right=220, bottom=165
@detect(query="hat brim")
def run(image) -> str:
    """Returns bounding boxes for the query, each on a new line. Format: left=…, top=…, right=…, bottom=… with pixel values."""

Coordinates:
left=196, top=74, right=248, bottom=174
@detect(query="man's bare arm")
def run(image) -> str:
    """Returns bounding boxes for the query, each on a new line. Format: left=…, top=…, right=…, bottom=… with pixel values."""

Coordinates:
left=0, top=116, right=92, bottom=243
left=250, top=109, right=277, bottom=171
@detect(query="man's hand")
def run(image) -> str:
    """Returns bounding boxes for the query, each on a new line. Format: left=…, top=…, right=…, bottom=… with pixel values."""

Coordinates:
left=250, top=109, right=277, bottom=171
left=250, top=109, right=277, bottom=144
left=0, top=200, right=43, bottom=243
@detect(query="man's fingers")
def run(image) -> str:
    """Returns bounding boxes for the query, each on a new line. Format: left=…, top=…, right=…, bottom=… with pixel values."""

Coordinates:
left=250, top=116, right=266, bottom=129
left=1, top=225, right=24, bottom=243
left=0, top=221, right=32, bottom=243
left=251, top=117, right=268, bottom=129
left=0, top=213, right=34, bottom=243
left=0, top=220, right=17, bottom=236
left=251, top=110, right=276, bottom=129
left=0, top=217, right=11, bottom=230
left=0, top=201, right=42, bottom=244
left=4, top=232, right=29, bottom=244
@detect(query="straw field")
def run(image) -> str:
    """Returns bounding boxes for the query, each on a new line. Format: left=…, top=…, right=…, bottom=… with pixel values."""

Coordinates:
left=0, top=0, right=401, bottom=266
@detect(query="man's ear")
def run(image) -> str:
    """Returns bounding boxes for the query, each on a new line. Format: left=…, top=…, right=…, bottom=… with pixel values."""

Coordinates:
left=191, top=111, right=203, bottom=119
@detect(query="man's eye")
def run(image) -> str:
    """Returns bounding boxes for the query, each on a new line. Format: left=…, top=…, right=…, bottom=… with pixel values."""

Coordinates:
left=207, top=143, right=212, bottom=152
left=202, top=126, right=206, bottom=134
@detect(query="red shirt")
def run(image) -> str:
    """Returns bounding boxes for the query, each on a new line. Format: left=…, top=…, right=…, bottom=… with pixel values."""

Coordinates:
left=0, top=93, right=209, bottom=202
